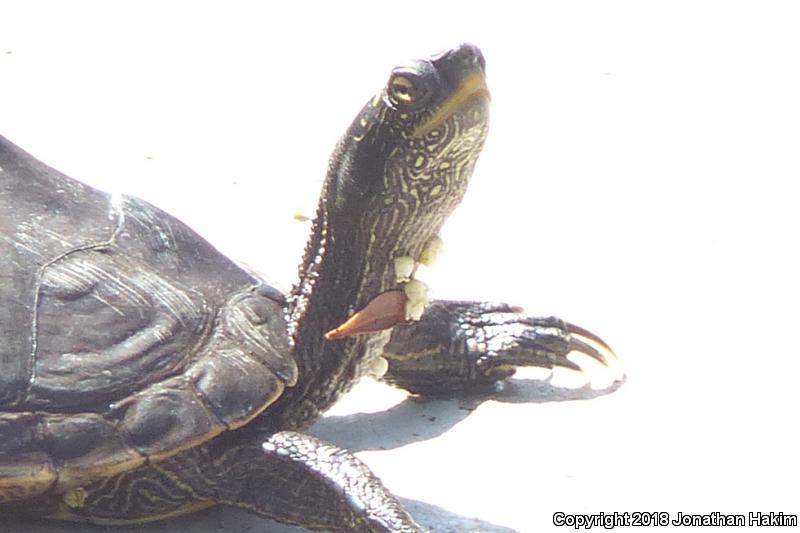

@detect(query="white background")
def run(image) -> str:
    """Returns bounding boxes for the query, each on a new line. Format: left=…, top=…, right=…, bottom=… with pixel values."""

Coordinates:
left=1, top=1, right=798, bottom=532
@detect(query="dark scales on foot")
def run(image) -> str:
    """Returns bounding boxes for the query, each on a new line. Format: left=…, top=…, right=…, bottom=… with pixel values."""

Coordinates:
left=0, top=44, right=620, bottom=532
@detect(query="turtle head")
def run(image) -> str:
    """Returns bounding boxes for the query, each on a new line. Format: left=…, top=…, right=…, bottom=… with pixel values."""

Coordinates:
left=371, top=42, right=490, bottom=142
left=325, top=43, right=490, bottom=284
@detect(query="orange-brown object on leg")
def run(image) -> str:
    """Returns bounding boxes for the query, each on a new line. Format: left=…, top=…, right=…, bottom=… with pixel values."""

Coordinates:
left=325, top=290, right=408, bottom=340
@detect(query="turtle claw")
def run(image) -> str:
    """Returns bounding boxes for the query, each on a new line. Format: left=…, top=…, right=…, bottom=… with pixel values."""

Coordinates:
left=564, top=325, right=618, bottom=373
left=502, top=316, right=620, bottom=390
left=557, top=322, right=622, bottom=390
left=566, top=321, right=616, bottom=358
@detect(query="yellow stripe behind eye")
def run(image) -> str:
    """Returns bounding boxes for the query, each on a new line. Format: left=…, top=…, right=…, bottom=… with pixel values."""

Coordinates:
left=413, top=72, right=490, bottom=138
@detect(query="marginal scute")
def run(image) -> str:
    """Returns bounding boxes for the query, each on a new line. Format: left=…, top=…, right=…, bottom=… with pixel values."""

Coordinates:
left=114, top=383, right=222, bottom=460
left=41, top=414, right=145, bottom=490
left=240, top=297, right=274, bottom=325
left=222, top=292, right=297, bottom=386
left=0, top=413, right=39, bottom=457
left=190, top=350, right=285, bottom=429
left=0, top=414, right=56, bottom=503
left=0, top=453, right=57, bottom=504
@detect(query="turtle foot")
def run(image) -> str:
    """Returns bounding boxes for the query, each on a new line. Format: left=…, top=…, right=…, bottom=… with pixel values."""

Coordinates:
left=380, top=300, right=622, bottom=395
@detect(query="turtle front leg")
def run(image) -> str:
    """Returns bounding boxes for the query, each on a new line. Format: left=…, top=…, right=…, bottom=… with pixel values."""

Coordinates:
left=251, top=431, right=424, bottom=533
left=381, top=300, right=621, bottom=395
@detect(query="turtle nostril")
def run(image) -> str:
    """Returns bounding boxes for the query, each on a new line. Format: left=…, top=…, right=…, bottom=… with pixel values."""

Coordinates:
left=455, top=43, right=486, bottom=72
left=429, top=43, right=486, bottom=74
left=475, top=50, right=486, bottom=72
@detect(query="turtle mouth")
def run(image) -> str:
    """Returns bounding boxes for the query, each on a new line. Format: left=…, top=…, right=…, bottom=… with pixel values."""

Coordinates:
left=412, top=71, right=490, bottom=138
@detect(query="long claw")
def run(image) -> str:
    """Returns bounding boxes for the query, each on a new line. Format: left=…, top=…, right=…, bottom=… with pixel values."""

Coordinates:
left=512, top=316, right=620, bottom=388
left=552, top=357, right=583, bottom=373
left=563, top=322, right=623, bottom=388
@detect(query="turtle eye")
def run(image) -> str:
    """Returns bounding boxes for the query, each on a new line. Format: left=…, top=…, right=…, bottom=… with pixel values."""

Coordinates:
left=388, top=74, right=429, bottom=107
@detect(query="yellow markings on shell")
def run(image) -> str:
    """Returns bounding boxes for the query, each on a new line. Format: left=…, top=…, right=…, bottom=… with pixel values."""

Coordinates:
left=429, top=184, right=443, bottom=197
left=413, top=71, right=490, bottom=138
left=63, top=487, right=87, bottom=508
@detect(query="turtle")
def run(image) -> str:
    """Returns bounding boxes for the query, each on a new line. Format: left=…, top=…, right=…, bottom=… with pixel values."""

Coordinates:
left=0, top=43, right=618, bottom=532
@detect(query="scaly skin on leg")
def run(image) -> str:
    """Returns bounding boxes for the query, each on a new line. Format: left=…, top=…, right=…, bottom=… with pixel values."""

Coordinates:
left=381, top=300, right=619, bottom=395
left=43, top=432, right=423, bottom=533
